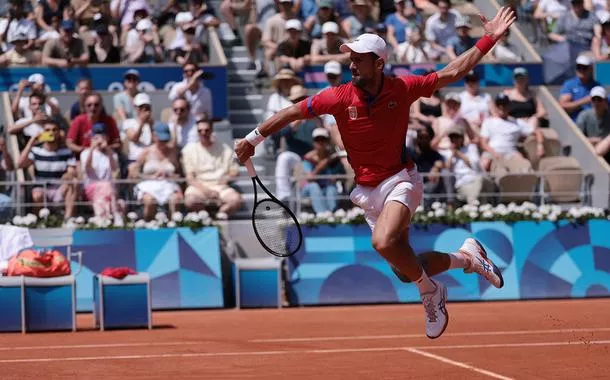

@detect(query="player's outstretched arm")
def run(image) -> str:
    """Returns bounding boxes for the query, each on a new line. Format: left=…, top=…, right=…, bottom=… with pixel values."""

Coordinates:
left=234, top=104, right=305, bottom=164
left=435, top=7, right=516, bottom=90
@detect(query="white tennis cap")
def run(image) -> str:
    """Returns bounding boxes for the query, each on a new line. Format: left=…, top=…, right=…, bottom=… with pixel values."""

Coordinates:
left=136, top=18, right=153, bottom=31
left=575, top=55, right=593, bottom=66
left=312, top=128, right=330, bottom=139
left=322, top=21, right=339, bottom=34
left=28, top=73, right=45, bottom=84
left=285, top=19, right=302, bottom=31
left=340, top=33, right=388, bottom=61
left=590, top=86, right=607, bottom=98
left=134, top=93, right=152, bottom=106
left=324, top=60, right=342, bottom=75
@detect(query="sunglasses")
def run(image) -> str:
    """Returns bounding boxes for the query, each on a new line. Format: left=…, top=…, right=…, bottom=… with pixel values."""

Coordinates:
left=138, top=104, right=151, bottom=111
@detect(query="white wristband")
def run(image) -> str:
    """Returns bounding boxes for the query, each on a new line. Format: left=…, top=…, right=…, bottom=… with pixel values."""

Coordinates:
left=245, top=128, right=265, bottom=146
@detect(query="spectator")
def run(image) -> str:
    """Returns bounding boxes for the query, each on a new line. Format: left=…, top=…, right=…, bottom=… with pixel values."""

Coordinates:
left=304, top=0, right=344, bottom=39
left=72, top=0, right=110, bottom=29
left=432, top=92, right=477, bottom=159
left=12, top=74, right=60, bottom=119
left=219, top=0, right=253, bottom=43
left=190, top=0, right=221, bottom=29
left=0, top=135, right=14, bottom=220
left=446, top=16, right=474, bottom=60
left=42, top=20, right=90, bottom=67
left=301, top=128, right=343, bottom=213
left=182, top=119, right=242, bottom=219
left=504, top=67, right=548, bottom=128
left=310, top=21, right=349, bottom=64
left=534, top=0, right=568, bottom=34
left=323, top=60, right=343, bottom=87
left=276, top=19, right=312, bottom=72
left=549, top=0, right=600, bottom=50
left=407, top=125, right=446, bottom=206
left=168, top=63, right=213, bottom=120
left=592, top=17, right=610, bottom=60
left=395, top=27, right=434, bottom=63
left=265, top=69, right=303, bottom=153
left=88, top=24, right=121, bottom=64
left=9, top=94, right=48, bottom=138
left=479, top=94, right=545, bottom=172
left=262, top=0, right=296, bottom=76
left=0, top=0, right=36, bottom=51
left=559, top=55, right=600, bottom=119
left=243, top=0, right=277, bottom=72
left=111, top=0, right=151, bottom=33
left=411, top=86, right=442, bottom=129
left=17, top=120, right=78, bottom=219
left=385, top=0, right=423, bottom=53
left=491, top=29, right=523, bottom=62
left=35, top=0, right=69, bottom=32
left=133, top=123, right=183, bottom=221
left=70, top=78, right=93, bottom=120
left=445, top=125, right=494, bottom=205
left=81, top=122, right=123, bottom=224
left=0, top=32, right=40, bottom=66
left=169, top=20, right=208, bottom=64
left=36, top=15, right=61, bottom=48
left=113, top=69, right=140, bottom=125
left=123, top=18, right=164, bottom=63
left=123, top=93, right=155, bottom=177
left=168, top=97, right=197, bottom=148
left=576, top=86, right=610, bottom=162
left=424, top=0, right=461, bottom=60
left=459, top=70, right=494, bottom=130
left=67, top=93, right=121, bottom=155
left=342, top=0, right=375, bottom=39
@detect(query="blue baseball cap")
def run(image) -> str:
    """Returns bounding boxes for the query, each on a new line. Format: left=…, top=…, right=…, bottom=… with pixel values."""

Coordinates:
left=154, top=122, right=171, bottom=142
left=92, top=122, right=106, bottom=135
left=61, top=20, right=75, bottom=30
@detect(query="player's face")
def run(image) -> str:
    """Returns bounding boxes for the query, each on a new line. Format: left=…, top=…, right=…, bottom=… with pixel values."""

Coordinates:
left=349, top=52, right=380, bottom=88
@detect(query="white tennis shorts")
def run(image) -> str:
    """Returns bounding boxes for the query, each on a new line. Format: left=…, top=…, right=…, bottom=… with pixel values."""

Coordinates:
left=349, top=167, right=424, bottom=231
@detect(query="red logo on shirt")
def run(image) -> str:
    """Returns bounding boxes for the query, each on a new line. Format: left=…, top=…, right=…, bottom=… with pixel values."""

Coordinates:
left=348, top=106, right=358, bottom=120
left=388, top=101, right=397, bottom=109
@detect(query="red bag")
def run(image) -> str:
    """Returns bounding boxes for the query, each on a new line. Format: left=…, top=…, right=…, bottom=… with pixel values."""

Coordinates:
left=101, top=267, right=136, bottom=279
left=7, top=249, right=71, bottom=277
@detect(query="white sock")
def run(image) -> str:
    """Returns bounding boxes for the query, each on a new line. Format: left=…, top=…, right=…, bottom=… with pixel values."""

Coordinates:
left=414, top=270, right=437, bottom=294
left=449, top=251, right=469, bottom=269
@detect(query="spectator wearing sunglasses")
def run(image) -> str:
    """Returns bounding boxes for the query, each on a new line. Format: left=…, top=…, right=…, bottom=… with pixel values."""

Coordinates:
left=559, top=55, right=601, bottom=120
left=168, top=63, right=213, bottom=120
left=168, top=97, right=197, bottom=148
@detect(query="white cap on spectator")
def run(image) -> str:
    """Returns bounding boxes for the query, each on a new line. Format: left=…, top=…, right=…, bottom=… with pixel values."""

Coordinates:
left=136, top=18, right=153, bottom=31
left=134, top=93, right=152, bottom=106
left=322, top=21, right=339, bottom=35
left=455, top=16, right=471, bottom=29
left=312, top=128, right=330, bottom=140
left=175, top=12, right=194, bottom=24
left=576, top=55, right=593, bottom=66
left=590, top=86, right=607, bottom=98
left=285, top=19, right=302, bottom=31
left=340, top=33, right=388, bottom=61
left=324, top=60, right=342, bottom=75
left=279, top=0, right=293, bottom=3
left=28, top=73, right=45, bottom=85
left=444, top=92, right=461, bottom=103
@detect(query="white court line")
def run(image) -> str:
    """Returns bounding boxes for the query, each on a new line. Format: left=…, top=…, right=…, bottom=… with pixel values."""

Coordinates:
left=249, top=327, right=610, bottom=343
left=1, top=340, right=609, bottom=364
left=406, top=348, right=514, bottom=380
left=0, top=342, right=203, bottom=351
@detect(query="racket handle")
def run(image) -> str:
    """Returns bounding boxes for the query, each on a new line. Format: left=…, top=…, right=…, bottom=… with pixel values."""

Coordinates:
left=244, top=159, right=257, bottom=178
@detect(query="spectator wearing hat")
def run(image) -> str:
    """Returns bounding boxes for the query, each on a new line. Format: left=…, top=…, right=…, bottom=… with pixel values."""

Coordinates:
left=385, top=0, right=423, bottom=53
left=0, top=32, right=40, bottom=66
left=503, top=67, right=548, bottom=128
left=168, top=97, right=197, bottom=148
left=169, top=63, right=213, bottom=120
left=113, top=69, right=140, bottom=125
left=133, top=122, right=184, bottom=221
left=110, top=0, right=151, bottom=32
left=265, top=69, right=303, bottom=154
left=323, top=60, right=343, bottom=87
left=479, top=93, right=545, bottom=172
left=81, top=122, right=123, bottom=224
left=576, top=86, right=610, bottom=163
left=70, top=78, right=93, bottom=120
left=123, top=93, right=156, bottom=177
left=42, top=19, right=90, bottom=67
left=407, top=125, right=446, bottom=206
left=67, top=92, right=121, bottom=156
left=549, top=0, right=600, bottom=50
left=275, top=19, right=311, bottom=73
left=304, top=0, right=345, bottom=39
left=431, top=92, right=477, bottom=160
left=168, top=14, right=209, bottom=64
left=182, top=119, right=242, bottom=219
left=12, top=73, right=60, bottom=120
left=395, top=26, right=434, bottom=63
left=446, top=16, right=474, bottom=60
left=262, top=0, right=297, bottom=76
left=445, top=125, right=494, bottom=205
left=88, top=24, right=120, bottom=64
left=18, top=119, right=78, bottom=220
left=123, top=17, right=164, bottom=63
left=424, top=0, right=461, bottom=60
left=342, top=0, right=376, bottom=39
left=310, top=21, right=349, bottom=64
left=559, top=55, right=601, bottom=119
left=0, top=0, right=37, bottom=51
left=592, top=17, right=610, bottom=60
left=301, top=127, right=344, bottom=213
left=459, top=70, right=495, bottom=130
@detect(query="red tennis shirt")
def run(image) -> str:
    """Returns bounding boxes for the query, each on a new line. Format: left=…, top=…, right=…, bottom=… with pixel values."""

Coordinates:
left=298, top=72, right=439, bottom=187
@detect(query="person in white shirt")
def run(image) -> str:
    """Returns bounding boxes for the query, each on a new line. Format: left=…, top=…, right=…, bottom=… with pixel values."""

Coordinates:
left=168, top=63, right=213, bottom=119
left=0, top=1, right=36, bottom=51
left=446, top=125, right=495, bottom=204
left=122, top=93, right=155, bottom=177
left=424, top=0, right=461, bottom=59
left=12, top=73, right=60, bottom=119
left=459, top=70, right=494, bottom=130
left=168, top=97, right=197, bottom=148
left=8, top=93, right=48, bottom=138
left=264, top=68, right=302, bottom=154
left=479, top=93, right=545, bottom=171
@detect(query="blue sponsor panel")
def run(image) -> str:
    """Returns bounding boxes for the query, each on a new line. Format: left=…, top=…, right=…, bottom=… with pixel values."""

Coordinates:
left=69, top=227, right=224, bottom=311
left=287, top=221, right=610, bottom=305
left=0, top=65, right=227, bottom=119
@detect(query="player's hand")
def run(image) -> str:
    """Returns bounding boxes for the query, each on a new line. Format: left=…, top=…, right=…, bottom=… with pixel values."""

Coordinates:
left=234, top=138, right=255, bottom=164
left=480, top=6, right=516, bottom=41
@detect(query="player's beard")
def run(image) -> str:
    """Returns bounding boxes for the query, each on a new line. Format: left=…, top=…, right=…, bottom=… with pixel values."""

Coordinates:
left=351, top=73, right=366, bottom=88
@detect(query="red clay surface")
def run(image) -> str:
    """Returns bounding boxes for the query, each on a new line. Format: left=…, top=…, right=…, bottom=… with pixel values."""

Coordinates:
left=1, top=299, right=609, bottom=379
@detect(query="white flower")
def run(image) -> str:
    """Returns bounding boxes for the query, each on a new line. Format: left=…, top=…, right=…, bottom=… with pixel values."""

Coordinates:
left=134, top=219, right=146, bottom=228
left=38, top=208, right=50, bottom=219
left=198, top=210, right=209, bottom=220
left=482, top=210, right=494, bottom=219
left=468, top=211, right=478, bottom=219
left=431, top=201, right=442, bottom=210
left=24, top=213, right=37, bottom=225
left=12, top=215, right=23, bottom=225
left=146, top=220, right=160, bottom=230
left=416, top=205, right=424, bottom=213
left=340, top=217, right=350, bottom=224
left=155, top=212, right=168, bottom=223
left=172, top=212, right=184, bottom=222
left=532, top=212, right=542, bottom=220
left=427, top=211, right=434, bottom=218
left=167, top=221, right=177, bottom=228
left=548, top=213, right=558, bottom=222
left=472, top=199, right=480, bottom=206
left=75, top=216, right=85, bottom=224
left=184, top=212, right=201, bottom=223
left=434, top=208, right=445, bottom=218
left=334, top=209, right=347, bottom=218
left=127, top=212, right=138, bottom=221
left=479, top=204, right=493, bottom=212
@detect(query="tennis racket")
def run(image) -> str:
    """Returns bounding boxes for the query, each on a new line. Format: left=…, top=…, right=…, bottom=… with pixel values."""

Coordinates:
left=244, top=159, right=303, bottom=257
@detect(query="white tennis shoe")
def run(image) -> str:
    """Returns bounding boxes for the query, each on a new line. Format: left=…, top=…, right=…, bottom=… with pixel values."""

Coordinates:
left=420, top=279, right=449, bottom=339
left=459, top=238, right=504, bottom=288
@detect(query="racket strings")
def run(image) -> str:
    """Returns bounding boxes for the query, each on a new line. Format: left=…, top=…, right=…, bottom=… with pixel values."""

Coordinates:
left=253, top=200, right=301, bottom=256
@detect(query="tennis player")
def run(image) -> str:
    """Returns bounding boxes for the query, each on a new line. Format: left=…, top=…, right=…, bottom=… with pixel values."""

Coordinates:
left=235, top=7, right=515, bottom=339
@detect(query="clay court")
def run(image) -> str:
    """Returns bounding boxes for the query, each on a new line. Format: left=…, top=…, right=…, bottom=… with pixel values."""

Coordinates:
left=1, top=298, right=609, bottom=379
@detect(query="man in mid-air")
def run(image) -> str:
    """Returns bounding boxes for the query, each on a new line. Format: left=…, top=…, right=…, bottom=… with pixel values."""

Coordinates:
left=236, top=7, right=515, bottom=339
